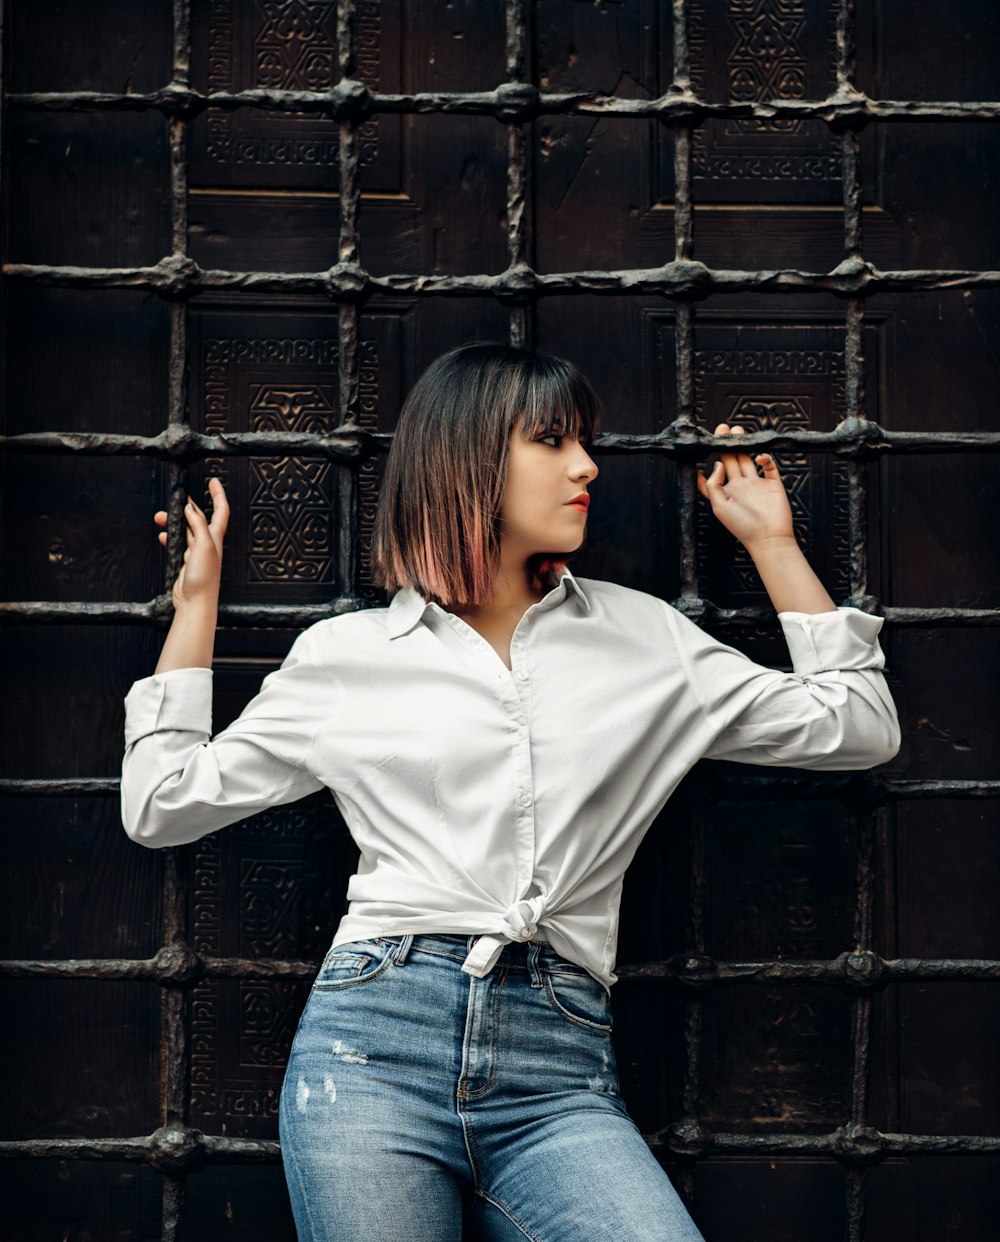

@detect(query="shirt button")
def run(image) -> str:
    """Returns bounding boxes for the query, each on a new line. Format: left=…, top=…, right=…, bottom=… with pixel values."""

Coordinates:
left=513, top=925, right=535, bottom=941
left=515, top=728, right=526, bottom=741
left=517, top=670, right=528, bottom=681
left=518, top=791, right=533, bottom=808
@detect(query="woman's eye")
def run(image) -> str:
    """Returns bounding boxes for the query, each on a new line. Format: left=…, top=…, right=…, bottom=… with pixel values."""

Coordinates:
left=538, top=433, right=562, bottom=447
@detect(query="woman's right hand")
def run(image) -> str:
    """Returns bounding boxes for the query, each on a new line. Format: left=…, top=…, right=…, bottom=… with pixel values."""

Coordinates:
left=154, top=476, right=230, bottom=611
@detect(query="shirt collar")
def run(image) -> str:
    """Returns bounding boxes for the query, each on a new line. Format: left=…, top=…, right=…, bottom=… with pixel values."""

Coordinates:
left=386, top=566, right=591, bottom=640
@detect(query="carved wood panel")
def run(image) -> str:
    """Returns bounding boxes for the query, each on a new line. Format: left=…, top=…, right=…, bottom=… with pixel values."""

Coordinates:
left=190, top=0, right=402, bottom=191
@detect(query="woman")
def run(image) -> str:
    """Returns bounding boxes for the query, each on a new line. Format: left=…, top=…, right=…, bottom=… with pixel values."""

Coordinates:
left=121, top=342, right=900, bottom=1241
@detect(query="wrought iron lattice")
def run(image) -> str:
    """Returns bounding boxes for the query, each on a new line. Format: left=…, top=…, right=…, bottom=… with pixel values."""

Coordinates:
left=1, top=1, right=998, bottom=1239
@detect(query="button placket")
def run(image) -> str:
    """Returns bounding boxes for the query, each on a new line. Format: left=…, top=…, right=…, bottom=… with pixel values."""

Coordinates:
left=508, top=630, right=536, bottom=894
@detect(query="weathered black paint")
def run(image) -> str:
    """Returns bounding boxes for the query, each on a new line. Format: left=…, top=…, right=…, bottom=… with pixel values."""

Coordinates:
left=2, top=1, right=999, bottom=1240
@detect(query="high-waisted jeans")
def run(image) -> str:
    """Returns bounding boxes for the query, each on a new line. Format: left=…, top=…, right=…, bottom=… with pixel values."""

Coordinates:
left=278, top=932, right=706, bottom=1241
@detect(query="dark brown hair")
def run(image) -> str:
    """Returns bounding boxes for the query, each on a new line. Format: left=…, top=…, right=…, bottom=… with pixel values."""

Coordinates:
left=372, top=341, right=602, bottom=606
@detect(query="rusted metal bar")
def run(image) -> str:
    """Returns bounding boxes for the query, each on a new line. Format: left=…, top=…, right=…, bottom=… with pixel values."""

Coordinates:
left=4, top=1124, right=999, bottom=1165
left=9, top=422, right=1000, bottom=461
left=0, top=1131, right=279, bottom=1163
left=3, top=776, right=1000, bottom=801
left=4, top=1123, right=1000, bottom=1167
left=3, top=774, right=999, bottom=804
left=8, top=256, right=1000, bottom=299
left=0, top=426, right=375, bottom=460
left=848, top=808, right=877, bottom=1240
left=4, top=949, right=1000, bottom=987
left=161, top=5, right=194, bottom=1237
left=671, top=4, right=698, bottom=604
left=335, top=0, right=362, bottom=604
left=8, top=86, right=1000, bottom=126
left=620, top=953, right=1000, bottom=987
left=504, top=0, right=532, bottom=349
left=672, top=3, right=703, bottom=1216
left=657, top=1125, right=1000, bottom=1161
left=1, top=597, right=998, bottom=628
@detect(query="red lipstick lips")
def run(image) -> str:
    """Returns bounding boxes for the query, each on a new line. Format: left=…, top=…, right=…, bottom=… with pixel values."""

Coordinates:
left=566, top=493, right=590, bottom=512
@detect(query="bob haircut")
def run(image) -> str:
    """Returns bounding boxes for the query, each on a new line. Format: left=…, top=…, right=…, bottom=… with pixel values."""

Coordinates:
left=372, top=341, right=602, bottom=607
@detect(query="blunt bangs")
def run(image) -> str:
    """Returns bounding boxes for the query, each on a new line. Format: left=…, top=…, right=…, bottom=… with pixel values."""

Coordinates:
left=372, top=342, right=603, bottom=607
left=516, top=355, right=600, bottom=446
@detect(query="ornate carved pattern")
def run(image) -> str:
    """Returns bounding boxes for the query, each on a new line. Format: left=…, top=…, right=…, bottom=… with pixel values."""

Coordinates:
left=356, top=2, right=383, bottom=165
left=203, top=344, right=231, bottom=508
left=727, top=0, right=807, bottom=134
left=694, top=343, right=849, bottom=598
left=206, top=0, right=381, bottom=169
left=196, top=327, right=382, bottom=599
left=240, top=856, right=304, bottom=960
left=190, top=810, right=320, bottom=1130
left=202, top=337, right=339, bottom=587
left=248, top=383, right=336, bottom=583
left=356, top=338, right=382, bottom=601
left=255, top=1, right=336, bottom=91
left=688, top=0, right=840, bottom=190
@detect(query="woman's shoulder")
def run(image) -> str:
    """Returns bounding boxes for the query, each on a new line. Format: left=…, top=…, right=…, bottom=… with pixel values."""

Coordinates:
left=571, top=574, right=674, bottom=620
left=300, top=603, right=395, bottom=647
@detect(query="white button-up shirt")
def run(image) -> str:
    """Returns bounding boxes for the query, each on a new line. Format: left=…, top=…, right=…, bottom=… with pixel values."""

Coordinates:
left=120, top=571, right=900, bottom=991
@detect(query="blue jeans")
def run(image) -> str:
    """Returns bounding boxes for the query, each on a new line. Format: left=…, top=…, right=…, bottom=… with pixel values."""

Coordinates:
left=279, top=933, right=706, bottom=1241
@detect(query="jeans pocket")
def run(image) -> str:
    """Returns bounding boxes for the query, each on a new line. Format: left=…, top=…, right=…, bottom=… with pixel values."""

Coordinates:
left=311, top=937, right=396, bottom=993
left=542, top=965, right=613, bottom=1035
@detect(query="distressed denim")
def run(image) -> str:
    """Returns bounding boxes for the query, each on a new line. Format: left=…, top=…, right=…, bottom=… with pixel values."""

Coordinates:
left=279, top=933, right=706, bottom=1241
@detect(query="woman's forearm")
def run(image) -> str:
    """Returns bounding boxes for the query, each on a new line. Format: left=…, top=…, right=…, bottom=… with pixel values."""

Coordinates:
left=154, top=601, right=219, bottom=673
left=746, top=535, right=837, bottom=615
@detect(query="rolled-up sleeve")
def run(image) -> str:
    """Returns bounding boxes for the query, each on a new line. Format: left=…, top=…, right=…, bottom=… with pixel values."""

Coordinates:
left=667, top=605, right=901, bottom=770
left=121, top=628, right=326, bottom=848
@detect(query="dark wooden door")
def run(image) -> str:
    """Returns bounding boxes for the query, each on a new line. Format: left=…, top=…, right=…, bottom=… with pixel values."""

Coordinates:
left=3, top=2, right=1000, bottom=1239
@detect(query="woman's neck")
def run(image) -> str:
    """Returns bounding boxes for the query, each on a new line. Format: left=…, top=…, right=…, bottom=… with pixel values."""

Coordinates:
left=449, top=559, right=541, bottom=624
left=445, top=564, right=541, bottom=670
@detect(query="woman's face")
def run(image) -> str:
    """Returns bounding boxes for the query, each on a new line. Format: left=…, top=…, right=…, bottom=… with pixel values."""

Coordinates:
left=499, top=420, right=599, bottom=563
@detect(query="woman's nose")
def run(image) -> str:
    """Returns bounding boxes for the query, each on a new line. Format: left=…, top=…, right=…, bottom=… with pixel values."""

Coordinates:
left=572, top=447, right=599, bottom=482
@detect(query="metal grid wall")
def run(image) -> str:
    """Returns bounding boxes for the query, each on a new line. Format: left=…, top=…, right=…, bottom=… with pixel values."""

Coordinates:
left=2, top=1, right=1000, bottom=1238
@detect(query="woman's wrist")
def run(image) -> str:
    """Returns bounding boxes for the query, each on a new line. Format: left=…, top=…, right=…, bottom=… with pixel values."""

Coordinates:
left=743, top=532, right=798, bottom=557
left=174, top=596, right=219, bottom=621
left=155, top=600, right=219, bottom=673
left=744, top=536, right=836, bottom=615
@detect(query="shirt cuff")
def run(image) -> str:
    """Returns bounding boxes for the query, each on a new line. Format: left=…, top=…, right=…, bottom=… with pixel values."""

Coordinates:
left=123, top=667, right=214, bottom=749
left=777, top=606, right=886, bottom=676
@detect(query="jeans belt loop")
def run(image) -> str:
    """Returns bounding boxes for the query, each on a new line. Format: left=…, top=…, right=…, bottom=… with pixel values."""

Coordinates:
left=527, top=940, right=544, bottom=989
left=392, top=933, right=415, bottom=966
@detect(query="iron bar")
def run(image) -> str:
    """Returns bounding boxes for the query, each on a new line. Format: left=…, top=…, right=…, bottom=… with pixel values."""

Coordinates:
left=335, top=0, right=362, bottom=603
left=3, top=950, right=1000, bottom=987
left=10, top=423, right=1000, bottom=462
left=7, top=256, right=1000, bottom=298
left=8, top=86, right=1000, bottom=126
left=657, top=1126, right=1000, bottom=1161
left=161, top=5, right=194, bottom=1238
left=2, top=774, right=999, bottom=806
left=672, top=4, right=698, bottom=601
left=1, top=597, right=998, bottom=628
left=504, top=0, right=531, bottom=349
left=3, top=776, right=1000, bottom=801
left=673, top=3, right=702, bottom=1216
left=4, top=1125, right=999, bottom=1165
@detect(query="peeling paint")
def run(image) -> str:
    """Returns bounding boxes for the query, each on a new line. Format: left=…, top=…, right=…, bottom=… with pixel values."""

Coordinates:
left=332, top=1039, right=369, bottom=1065
left=296, top=1077, right=310, bottom=1114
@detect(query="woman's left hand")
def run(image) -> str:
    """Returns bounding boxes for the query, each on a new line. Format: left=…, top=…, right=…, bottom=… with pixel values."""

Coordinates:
left=696, top=423, right=795, bottom=552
